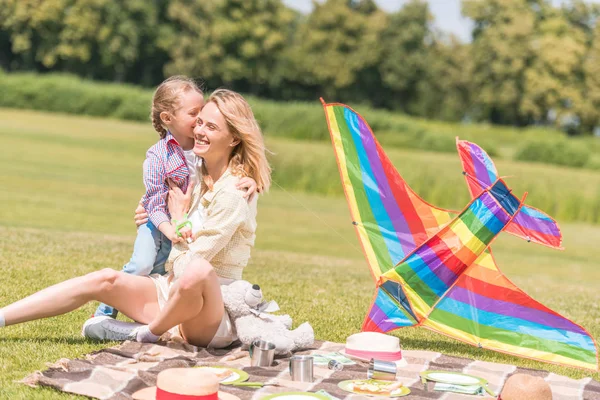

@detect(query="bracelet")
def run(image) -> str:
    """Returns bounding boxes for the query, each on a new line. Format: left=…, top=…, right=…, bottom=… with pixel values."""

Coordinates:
left=172, top=213, right=193, bottom=237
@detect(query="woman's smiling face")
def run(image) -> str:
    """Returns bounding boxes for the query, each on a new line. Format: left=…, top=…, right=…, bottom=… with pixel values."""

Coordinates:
left=193, top=101, right=237, bottom=160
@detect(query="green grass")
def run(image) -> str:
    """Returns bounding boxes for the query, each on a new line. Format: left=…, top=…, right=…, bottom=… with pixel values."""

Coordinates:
left=0, top=109, right=599, bottom=398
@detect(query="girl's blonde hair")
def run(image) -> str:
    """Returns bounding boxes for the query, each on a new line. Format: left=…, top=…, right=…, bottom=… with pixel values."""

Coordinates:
left=202, top=89, right=271, bottom=193
left=151, top=76, right=203, bottom=138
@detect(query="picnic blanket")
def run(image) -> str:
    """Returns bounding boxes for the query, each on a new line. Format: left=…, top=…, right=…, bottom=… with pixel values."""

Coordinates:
left=21, top=340, right=600, bottom=400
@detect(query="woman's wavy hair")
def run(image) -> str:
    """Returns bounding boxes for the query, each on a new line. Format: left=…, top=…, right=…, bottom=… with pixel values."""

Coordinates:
left=201, top=89, right=271, bottom=193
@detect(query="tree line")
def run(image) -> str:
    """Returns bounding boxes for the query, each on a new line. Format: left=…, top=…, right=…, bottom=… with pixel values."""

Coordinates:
left=1, top=0, right=599, bottom=134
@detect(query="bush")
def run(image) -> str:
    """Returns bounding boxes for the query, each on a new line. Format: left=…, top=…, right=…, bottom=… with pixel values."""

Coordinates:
left=0, top=71, right=591, bottom=168
left=515, top=139, right=591, bottom=168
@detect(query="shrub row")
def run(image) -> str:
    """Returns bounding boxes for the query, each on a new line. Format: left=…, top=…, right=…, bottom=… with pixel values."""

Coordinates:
left=1, top=71, right=598, bottom=169
left=515, top=139, right=591, bottom=168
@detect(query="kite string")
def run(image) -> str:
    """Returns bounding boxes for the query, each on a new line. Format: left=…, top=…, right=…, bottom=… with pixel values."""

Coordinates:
left=270, top=179, right=364, bottom=256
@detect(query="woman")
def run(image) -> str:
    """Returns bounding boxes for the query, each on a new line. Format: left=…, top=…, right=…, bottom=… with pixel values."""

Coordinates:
left=0, top=89, right=271, bottom=348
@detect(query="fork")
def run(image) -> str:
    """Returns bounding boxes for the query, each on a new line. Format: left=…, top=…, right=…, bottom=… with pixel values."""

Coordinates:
left=231, top=381, right=280, bottom=388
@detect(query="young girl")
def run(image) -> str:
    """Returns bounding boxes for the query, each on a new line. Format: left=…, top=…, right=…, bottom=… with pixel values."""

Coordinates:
left=95, top=77, right=255, bottom=318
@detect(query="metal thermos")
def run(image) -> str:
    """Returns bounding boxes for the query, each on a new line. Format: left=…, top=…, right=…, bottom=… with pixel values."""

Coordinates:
left=289, top=355, right=314, bottom=382
left=250, top=340, right=276, bottom=367
left=367, top=358, right=397, bottom=381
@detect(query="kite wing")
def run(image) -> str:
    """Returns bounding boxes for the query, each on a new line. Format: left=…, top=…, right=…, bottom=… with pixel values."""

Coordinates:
left=456, top=139, right=563, bottom=249
left=322, top=100, right=455, bottom=282
left=423, top=250, right=598, bottom=371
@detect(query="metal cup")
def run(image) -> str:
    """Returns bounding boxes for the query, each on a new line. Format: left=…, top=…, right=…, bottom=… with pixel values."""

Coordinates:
left=249, top=340, right=276, bottom=367
left=289, top=355, right=314, bottom=382
left=367, top=358, right=397, bottom=381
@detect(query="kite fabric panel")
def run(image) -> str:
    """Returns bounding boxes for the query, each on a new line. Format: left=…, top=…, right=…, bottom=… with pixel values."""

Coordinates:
left=323, top=101, right=454, bottom=282
left=322, top=100, right=598, bottom=371
left=424, top=250, right=598, bottom=371
left=456, top=139, right=563, bottom=249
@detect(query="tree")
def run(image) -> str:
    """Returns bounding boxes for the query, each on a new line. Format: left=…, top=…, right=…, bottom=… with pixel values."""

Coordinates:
left=164, top=0, right=294, bottom=95
left=520, top=4, right=587, bottom=127
left=378, top=0, right=432, bottom=112
left=286, top=0, right=387, bottom=101
left=0, top=0, right=70, bottom=70
left=414, top=37, right=473, bottom=121
left=462, top=0, right=540, bottom=125
left=578, top=22, right=600, bottom=132
left=54, top=0, right=161, bottom=82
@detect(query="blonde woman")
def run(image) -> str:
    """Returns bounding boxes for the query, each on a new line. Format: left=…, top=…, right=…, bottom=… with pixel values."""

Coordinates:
left=0, top=89, right=271, bottom=348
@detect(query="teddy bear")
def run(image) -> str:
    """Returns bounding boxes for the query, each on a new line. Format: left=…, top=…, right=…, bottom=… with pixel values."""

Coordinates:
left=221, top=280, right=314, bottom=355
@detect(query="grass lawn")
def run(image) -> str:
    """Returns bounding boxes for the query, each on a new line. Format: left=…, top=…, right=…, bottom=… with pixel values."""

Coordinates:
left=0, top=109, right=599, bottom=398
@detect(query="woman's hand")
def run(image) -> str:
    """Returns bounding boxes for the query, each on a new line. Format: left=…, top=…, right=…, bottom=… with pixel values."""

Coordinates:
left=167, top=179, right=193, bottom=220
left=237, top=176, right=258, bottom=202
left=134, top=202, right=148, bottom=227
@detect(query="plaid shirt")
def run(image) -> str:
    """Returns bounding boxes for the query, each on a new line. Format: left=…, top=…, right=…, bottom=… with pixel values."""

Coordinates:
left=140, top=132, right=190, bottom=228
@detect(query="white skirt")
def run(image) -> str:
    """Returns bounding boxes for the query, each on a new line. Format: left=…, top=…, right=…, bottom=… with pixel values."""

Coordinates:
left=149, top=274, right=237, bottom=349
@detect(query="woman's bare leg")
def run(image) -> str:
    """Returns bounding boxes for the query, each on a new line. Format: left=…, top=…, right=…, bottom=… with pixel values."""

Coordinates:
left=1, top=268, right=159, bottom=326
left=148, top=259, right=223, bottom=347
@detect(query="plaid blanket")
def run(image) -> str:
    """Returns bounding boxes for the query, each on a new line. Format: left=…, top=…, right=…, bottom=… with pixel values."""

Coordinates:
left=21, top=340, right=600, bottom=400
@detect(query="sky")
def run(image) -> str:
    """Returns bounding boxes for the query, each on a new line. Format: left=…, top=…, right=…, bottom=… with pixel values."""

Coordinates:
left=282, top=0, right=600, bottom=43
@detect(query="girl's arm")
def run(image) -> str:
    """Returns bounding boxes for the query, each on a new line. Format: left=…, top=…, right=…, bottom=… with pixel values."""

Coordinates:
left=236, top=176, right=258, bottom=200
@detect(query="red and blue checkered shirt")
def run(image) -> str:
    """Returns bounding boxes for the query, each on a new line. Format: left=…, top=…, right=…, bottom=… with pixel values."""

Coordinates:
left=140, top=131, right=190, bottom=228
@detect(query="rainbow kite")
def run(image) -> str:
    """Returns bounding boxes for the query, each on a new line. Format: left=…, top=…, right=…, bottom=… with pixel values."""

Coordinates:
left=322, top=100, right=598, bottom=371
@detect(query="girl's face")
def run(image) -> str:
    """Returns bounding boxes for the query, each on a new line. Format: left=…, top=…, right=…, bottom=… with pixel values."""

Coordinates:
left=166, top=90, right=204, bottom=139
left=193, top=102, right=238, bottom=161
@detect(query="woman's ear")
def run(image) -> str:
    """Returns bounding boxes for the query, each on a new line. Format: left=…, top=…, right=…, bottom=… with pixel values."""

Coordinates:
left=230, top=139, right=241, bottom=147
left=160, top=111, right=171, bottom=125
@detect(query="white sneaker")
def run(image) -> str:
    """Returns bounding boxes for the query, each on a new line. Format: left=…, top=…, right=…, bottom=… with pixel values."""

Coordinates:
left=82, top=316, right=142, bottom=341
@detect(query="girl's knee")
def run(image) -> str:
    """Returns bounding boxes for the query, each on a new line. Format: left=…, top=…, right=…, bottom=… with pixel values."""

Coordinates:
left=178, top=259, right=215, bottom=293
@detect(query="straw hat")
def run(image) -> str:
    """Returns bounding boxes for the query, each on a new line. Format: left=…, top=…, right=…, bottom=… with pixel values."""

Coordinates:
left=132, top=368, right=240, bottom=400
left=499, top=374, right=552, bottom=400
left=339, top=332, right=407, bottom=367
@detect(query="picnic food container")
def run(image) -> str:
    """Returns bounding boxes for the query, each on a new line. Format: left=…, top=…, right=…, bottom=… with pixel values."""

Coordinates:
left=367, top=358, right=397, bottom=381
left=250, top=340, right=276, bottom=367
left=289, top=355, right=314, bottom=382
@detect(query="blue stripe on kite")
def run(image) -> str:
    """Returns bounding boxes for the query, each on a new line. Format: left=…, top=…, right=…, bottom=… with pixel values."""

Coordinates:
left=521, top=205, right=553, bottom=221
left=381, top=280, right=418, bottom=321
left=468, top=197, right=506, bottom=235
left=346, top=107, right=416, bottom=256
left=490, top=181, right=521, bottom=216
left=404, top=252, right=449, bottom=297
left=374, top=289, right=416, bottom=328
left=414, top=242, right=459, bottom=288
left=437, top=298, right=596, bottom=352
left=344, top=108, right=405, bottom=264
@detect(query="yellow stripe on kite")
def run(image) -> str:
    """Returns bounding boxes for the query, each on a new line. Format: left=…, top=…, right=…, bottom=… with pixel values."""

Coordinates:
left=451, top=219, right=486, bottom=255
left=432, top=208, right=452, bottom=228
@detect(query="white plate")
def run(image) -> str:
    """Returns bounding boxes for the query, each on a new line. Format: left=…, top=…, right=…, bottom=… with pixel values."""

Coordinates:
left=426, top=372, right=480, bottom=385
left=221, top=371, right=240, bottom=383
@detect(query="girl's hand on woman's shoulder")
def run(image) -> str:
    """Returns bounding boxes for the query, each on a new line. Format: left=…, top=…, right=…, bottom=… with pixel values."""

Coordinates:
left=237, top=176, right=258, bottom=202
